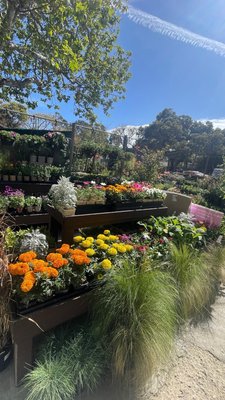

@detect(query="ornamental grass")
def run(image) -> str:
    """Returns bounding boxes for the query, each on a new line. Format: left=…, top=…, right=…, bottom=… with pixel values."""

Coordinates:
left=167, top=244, right=219, bottom=320
left=24, top=320, right=106, bottom=400
left=90, top=257, right=178, bottom=388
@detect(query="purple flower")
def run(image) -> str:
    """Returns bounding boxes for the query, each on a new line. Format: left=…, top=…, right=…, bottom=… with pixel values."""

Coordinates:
left=118, top=234, right=132, bottom=242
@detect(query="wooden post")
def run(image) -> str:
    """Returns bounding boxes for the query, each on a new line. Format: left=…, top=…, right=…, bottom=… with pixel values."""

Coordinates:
left=69, top=123, right=76, bottom=174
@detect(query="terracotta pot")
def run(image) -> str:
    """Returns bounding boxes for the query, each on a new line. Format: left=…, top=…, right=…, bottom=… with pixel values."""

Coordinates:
left=30, top=154, right=37, bottom=163
left=23, top=176, right=30, bottom=182
left=9, top=175, right=16, bottom=182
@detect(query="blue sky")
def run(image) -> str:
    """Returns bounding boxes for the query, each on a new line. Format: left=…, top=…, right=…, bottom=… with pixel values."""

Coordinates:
left=35, top=0, right=225, bottom=129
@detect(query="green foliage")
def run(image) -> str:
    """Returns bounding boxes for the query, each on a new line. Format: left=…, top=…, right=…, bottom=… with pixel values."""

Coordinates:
left=25, top=320, right=106, bottom=400
left=0, top=0, right=131, bottom=121
left=139, top=215, right=207, bottom=250
left=133, top=147, right=163, bottom=182
left=0, top=101, right=28, bottom=128
left=168, top=244, right=217, bottom=319
left=91, top=258, right=178, bottom=386
left=4, top=227, right=28, bottom=255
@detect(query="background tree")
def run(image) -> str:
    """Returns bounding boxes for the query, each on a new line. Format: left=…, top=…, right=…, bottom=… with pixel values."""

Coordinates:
left=0, top=0, right=131, bottom=122
left=0, top=101, right=28, bottom=128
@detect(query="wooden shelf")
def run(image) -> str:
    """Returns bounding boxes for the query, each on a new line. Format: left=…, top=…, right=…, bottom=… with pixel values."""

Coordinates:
left=48, top=205, right=168, bottom=243
left=7, top=213, right=49, bottom=227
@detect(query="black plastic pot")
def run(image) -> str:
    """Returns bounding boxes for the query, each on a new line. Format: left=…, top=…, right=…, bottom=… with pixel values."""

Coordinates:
left=0, top=338, right=12, bottom=372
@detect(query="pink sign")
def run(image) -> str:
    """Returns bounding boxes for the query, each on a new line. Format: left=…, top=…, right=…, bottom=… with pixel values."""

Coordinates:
left=189, top=203, right=224, bottom=228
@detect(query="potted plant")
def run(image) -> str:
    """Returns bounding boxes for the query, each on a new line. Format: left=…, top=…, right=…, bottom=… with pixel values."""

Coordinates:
left=48, top=176, right=77, bottom=216
left=3, top=186, right=25, bottom=214
left=25, top=196, right=37, bottom=213
left=33, top=196, right=42, bottom=212
left=21, top=165, right=30, bottom=182
left=0, top=215, right=12, bottom=372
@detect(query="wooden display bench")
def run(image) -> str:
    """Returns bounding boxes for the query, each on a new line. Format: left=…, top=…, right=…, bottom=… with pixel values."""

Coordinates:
left=10, top=292, right=89, bottom=385
left=48, top=205, right=168, bottom=244
left=6, top=212, right=49, bottom=227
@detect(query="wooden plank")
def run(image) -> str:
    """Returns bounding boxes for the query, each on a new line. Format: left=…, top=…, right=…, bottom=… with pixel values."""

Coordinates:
left=7, top=213, right=49, bottom=226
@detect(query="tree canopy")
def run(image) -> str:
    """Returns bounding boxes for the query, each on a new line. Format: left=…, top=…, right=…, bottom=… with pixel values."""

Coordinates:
left=138, top=108, right=225, bottom=173
left=0, top=0, right=131, bottom=121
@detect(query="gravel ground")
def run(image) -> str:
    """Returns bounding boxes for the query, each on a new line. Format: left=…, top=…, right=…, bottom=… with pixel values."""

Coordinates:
left=1, top=287, right=225, bottom=400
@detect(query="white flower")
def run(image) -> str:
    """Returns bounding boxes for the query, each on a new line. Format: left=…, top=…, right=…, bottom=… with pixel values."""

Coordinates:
left=90, top=180, right=96, bottom=185
left=100, top=182, right=106, bottom=186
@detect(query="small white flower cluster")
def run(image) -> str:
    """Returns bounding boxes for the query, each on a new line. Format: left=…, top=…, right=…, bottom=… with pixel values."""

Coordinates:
left=142, top=187, right=167, bottom=200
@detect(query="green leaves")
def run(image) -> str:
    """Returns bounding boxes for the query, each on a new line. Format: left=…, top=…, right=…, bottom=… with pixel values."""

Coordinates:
left=0, top=0, right=131, bottom=122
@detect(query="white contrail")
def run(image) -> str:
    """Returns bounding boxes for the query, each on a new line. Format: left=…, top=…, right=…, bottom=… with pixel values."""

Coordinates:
left=127, top=4, right=225, bottom=57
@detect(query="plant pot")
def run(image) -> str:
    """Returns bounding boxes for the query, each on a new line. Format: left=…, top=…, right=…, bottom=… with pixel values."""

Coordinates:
left=23, top=176, right=30, bottom=182
left=44, top=177, right=50, bottom=182
left=38, top=156, right=46, bottom=165
left=16, top=207, right=24, bottom=214
left=9, top=175, right=16, bottom=182
left=2, top=175, right=8, bottom=181
left=34, top=205, right=42, bottom=213
left=58, top=207, right=76, bottom=217
left=38, top=177, right=43, bottom=182
left=47, top=157, right=53, bottom=165
left=17, top=174, right=23, bottom=182
left=31, top=176, right=38, bottom=182
left=27, top=206, right=33, bottom=213
left=30, top=154, right=37, bottom=163
left=0, top=339, right=12, bottom=372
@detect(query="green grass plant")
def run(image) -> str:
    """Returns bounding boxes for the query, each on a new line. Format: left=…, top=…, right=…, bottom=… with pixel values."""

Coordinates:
left=24, top=319, right=106, bottom=400
left=168, top=244, right=217, bottom=320
left=90, top=258, right=178, bottom=387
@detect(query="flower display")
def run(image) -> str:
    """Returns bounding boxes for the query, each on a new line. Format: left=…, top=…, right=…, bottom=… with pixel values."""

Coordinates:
left=103, top=181, right=166, bottom=203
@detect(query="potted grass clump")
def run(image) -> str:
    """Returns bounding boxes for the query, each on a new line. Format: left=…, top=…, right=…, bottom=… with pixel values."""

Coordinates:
left=48, top=176, right=77, bottom=216
left=0, top=215, right=12, bottom=371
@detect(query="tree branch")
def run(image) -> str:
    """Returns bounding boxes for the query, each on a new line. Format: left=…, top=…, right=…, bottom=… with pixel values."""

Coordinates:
left=0, top=77, right=41, bottom=89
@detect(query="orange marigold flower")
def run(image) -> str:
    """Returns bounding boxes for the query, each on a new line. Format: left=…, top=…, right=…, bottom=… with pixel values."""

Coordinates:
left=56, top=244, right=70, bottom=255
left=9, top=262, right=30, bottom=276
left=31, top=259, right=49, bottom=272
left=19, top=251, right=37, bottom=262
left=43, top=267, right=59, bottom=278
left=24, top=271, right=36, bottom=283
left=72, top=255, right=90, bottom=265
left=52, top=258, right=68, bottom=268
left=46, top=253, right=62, bottom=262
left=69, top=248, right=87, bottom=256
left=20, top=279, right=34, bottom=292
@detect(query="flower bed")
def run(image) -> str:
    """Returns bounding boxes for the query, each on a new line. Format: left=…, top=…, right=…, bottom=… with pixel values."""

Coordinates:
left=104, top=181, right=166, bottom=204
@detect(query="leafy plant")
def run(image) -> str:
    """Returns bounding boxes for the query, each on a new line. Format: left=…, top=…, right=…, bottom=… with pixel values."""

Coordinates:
left=19, top=229, right=48, bottom=258
left=48, top=176, right=77, bottom=210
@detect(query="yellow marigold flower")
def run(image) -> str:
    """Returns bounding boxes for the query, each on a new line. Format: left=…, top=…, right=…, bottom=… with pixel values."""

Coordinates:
left=97, top=234, right=107, bottom=240
left=100, top=243, right=109, bottom=251
left=103, top=230, right=110, bottom=235
left=19, top=251, right=37, bottom=262
left=95, top=239, right=104, bottom=246
left=81, top=240, right=92, bottom=248
left=112, top=243, right=119, bottom=249
left=125, top=244, right=134, bottom=252
left=117, top=244, right=127, bottom=253
left=101, top=259, right=112, bottom=270
left=108, top=235, right=118, bottom=241
left=85, top=248, right=95, bottom=256
left=107, top=247, right=117, bottom=256
left=73, top=235, right=84, bottom=243
left=86, top=236, right=94, bottom=243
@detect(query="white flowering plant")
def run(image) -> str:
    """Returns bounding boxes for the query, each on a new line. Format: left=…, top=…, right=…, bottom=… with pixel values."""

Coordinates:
left=48, top=176, right=77, bottom=211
